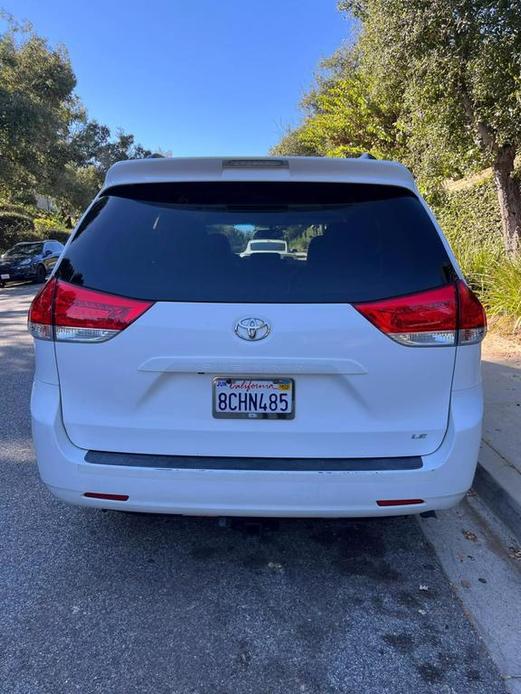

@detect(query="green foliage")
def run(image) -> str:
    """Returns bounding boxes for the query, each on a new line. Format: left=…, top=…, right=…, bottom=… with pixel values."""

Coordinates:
left=69, top=120, right=151, bottom=172
left=432, top=177, right=521, bottom=330
left=55, top=124, right=152, bottom=219
left=483, top=260, right=521, bottom=331
left=432, top=179, right=503, bottom=283
left=0, top=17, right=78, bottom=200
left=271, top=47, right=402, bottom=159
left=33, top=216, right=67, bottom=234
left=0, top=210, right=37, bottom=251
left=52, top=163, right=100, bottom=223
left=0, top=211, right=34, bottom=233
left=0, top=209, right=70, bottom=251
left=277, top=0, right=521, bottom=250
left=0, top=201, right=35, bottom=216
left=0, top=15, right=151, bottom=223
left=341, top=0, right=521, bottom=157
left=271, top=126, right=321, bottom=157
left=342, top=0, right=521, bottom=251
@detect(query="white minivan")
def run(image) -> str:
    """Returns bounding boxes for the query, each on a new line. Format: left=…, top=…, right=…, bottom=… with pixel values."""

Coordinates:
left=29, top=156, right=486, bottom=517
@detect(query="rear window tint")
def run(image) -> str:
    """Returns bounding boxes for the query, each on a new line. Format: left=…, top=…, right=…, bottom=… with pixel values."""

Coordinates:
left=56, top=182, right=454, bottom=303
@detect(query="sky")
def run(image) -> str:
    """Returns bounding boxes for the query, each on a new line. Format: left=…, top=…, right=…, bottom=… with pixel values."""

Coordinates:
left=4, top=1, right=353, bottom=156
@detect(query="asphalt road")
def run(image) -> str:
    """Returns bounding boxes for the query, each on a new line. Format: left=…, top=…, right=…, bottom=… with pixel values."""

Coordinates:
left=0, top=283, right=506, bottom=694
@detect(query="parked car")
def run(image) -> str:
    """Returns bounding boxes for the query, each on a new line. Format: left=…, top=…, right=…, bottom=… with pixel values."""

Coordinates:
left=0, top=240, right=64, bottom=287
left=240, top=239, right=289, bottom=257
left=29, top=156, right=486, bottom=518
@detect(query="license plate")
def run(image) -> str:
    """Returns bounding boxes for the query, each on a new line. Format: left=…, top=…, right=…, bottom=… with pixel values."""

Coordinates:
left=0, top=274, right=9, bottom=280
left=213, top=377, right=294, bottom=419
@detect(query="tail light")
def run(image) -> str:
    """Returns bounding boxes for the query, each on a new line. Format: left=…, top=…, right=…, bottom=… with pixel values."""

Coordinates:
left=353, top=280, right=486, bottom=347
left=28, top=279, right=153, bottom=343
left=457, top=280, right=487, bottom=345
left=27, top=277, right=56, bottom=340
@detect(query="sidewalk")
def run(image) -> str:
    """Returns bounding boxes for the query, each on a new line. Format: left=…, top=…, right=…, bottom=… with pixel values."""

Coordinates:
left=475, top=331, right=521, bottom=537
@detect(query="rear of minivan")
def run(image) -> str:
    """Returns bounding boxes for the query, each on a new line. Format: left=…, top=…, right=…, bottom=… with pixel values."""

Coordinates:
left=29, top=157, right=486, bottom=517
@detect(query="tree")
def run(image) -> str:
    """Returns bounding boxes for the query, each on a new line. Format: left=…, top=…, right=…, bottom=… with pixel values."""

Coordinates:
left=0, top=14, right=152, bottom=223
left=272, top=125, right=320, bottom=157
left=69, top=120, right=151, bottom=173
left=59, top=120, right=151, bottom=220
left=0, top=15, right=78, bottom=201
left=340, top=0, right=521, bottom=255
left=272, top=47, right=403, bottom=160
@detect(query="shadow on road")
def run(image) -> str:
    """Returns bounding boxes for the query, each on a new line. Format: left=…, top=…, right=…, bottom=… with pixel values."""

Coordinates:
left=0, top=495, right=500, bottom=694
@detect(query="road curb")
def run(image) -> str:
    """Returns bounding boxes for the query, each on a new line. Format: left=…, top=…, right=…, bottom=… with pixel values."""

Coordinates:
left=474, top=441, right=521, bottom=541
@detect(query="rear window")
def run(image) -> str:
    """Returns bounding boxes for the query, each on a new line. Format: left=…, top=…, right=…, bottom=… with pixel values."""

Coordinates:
left=56, top=182, right=454, bottom=303
left=4, top=243, right=43, bottom=257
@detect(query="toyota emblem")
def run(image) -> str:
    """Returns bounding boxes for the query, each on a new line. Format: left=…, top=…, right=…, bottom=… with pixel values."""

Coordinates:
left=234, top=317, right=271, bottom=341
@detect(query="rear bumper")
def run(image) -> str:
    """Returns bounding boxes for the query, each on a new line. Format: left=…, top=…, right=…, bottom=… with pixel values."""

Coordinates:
left=0, top=268, right=35, bottom=281
left=31, top=379, right=483, bottom=518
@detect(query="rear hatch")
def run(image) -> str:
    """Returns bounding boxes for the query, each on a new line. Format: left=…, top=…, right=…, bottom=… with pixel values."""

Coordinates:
left=51, top=181, right=457, bottom=458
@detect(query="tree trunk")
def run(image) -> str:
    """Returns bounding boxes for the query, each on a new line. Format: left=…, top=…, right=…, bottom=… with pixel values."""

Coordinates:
left=492, top=145, right=521, bottom=256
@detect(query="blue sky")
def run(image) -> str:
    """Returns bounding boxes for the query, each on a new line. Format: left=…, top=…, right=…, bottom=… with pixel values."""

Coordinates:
left=4, top=1, right=353, bottom=155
